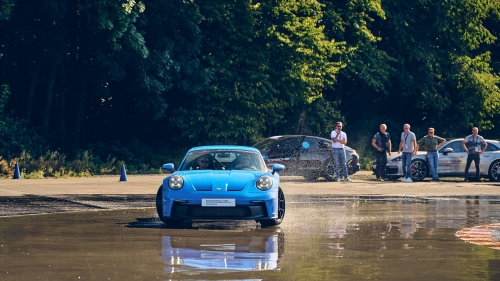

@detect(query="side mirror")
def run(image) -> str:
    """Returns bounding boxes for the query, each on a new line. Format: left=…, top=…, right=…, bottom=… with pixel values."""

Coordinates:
left=272, top=164, right=285, bottom=175
left=162, top=163, right=175, bottom=173
left=443, top=148, right=453, bottom=155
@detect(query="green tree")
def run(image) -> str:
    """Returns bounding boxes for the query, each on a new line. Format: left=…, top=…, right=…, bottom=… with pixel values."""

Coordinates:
left=173, top=0, right=344, bottom=145
left=0, top=85, right=48, bottom=159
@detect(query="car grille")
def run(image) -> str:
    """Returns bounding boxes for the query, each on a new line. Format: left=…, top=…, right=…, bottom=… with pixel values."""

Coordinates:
left=189, top=207, right=250, bottom=217
left=171, top=202, right=267, bottom=219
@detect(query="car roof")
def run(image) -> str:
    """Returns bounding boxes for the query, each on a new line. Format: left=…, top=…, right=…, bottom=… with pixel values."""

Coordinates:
left=446, top=138, right=500, bottom=143
left=189, top=145, right=260, bottom=152
left=264, top=135, right=324, bottom=140
left=258, top=135, right=355, bottom=151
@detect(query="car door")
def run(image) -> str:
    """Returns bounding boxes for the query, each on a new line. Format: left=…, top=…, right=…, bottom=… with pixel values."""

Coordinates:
left=438, top=140, right=467, bottom=176
left=298, top=137, right=326, bottom=173
left=479, top=141, right=500, bottom=175
left=265, top=136, right=304, bottom=173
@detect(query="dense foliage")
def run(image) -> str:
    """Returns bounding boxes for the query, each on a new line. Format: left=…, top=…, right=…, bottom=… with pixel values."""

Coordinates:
left=1, top=0, right=500, bottom=176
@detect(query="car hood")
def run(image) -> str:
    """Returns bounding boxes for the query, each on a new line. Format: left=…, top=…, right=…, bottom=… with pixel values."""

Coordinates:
left=387, top=151, right=427, bottom=161
left=177, top=170, right=262, bottom=191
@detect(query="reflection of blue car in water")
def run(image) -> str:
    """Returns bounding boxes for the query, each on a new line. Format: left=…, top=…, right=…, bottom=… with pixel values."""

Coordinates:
left=162, top=229, right=284, bottom=273
left=156, top=145, right=286, bottom=227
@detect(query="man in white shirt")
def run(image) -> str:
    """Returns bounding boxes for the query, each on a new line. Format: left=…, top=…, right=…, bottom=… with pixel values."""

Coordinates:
left=331, top=122, right=352, bottom=182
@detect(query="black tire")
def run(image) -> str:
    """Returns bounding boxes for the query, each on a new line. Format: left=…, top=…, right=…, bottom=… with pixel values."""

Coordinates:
left=411, top=159, right=428, bottom=181
left=156, top=186, right=184, bottom=226
left=257, top=187, right=285, bottom=227
left=386, top=176, right=400, bottom=181
left=323, top=160, right=337, bottom=181
left=488, top=160, right=500, bottom=182
left=303, top=172, right=319, bottom=181
left=347, top=158, right=358, bottom=175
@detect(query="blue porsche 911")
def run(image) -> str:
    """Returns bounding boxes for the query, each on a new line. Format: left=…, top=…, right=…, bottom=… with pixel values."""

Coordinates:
left=156, top=145, right=286, bottom=227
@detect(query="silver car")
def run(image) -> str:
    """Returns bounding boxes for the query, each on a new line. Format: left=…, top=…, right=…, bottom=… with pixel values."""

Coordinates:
left=373, top=138, right=500, bottom=181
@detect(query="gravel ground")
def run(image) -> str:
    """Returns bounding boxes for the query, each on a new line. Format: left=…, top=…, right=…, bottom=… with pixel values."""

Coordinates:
left=1, top=171, right=499, bottom=217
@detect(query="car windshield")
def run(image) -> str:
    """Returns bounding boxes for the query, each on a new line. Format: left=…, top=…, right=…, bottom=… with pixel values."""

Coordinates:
left=253, top=138, right=280, bottom=150
left=179, top=149, right=267, bottom=172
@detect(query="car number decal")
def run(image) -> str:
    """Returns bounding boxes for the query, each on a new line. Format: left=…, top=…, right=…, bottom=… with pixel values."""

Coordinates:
left=202, top=198, right=236, bottom=207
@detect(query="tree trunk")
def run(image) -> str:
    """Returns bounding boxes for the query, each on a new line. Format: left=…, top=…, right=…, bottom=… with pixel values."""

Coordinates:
left=26, top=53, right=44, bottom=121
left=295, top=110, right=307, bottom=135
left=74, top=67, right=88, bottom=149
left=42, top=62, right=57, bottom=138
left=1, top=27, right=9, bottom=84
left=59, top=62, right=67, bottom=148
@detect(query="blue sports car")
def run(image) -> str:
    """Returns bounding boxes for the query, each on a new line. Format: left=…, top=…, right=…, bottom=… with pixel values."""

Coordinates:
left=156, top=145, right=286, bottom=227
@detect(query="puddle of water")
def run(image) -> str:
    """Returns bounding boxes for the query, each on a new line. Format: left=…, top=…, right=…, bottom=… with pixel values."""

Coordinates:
left=0, top=198, right=500, bottom=280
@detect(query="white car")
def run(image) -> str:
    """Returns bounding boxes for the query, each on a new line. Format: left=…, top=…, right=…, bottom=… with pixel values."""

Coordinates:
left=373, top=139, right=500, bottom=181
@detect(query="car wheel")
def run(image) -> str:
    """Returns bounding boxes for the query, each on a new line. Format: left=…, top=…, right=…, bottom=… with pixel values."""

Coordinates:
left=347, top=158, right=358, bottom=175
left=411, top=159, right=428, bottom=181
left=156, top=186, right=184, bottom=226
left=257, top=187, right=285, bottom=227
left=303, top=172, right=319, bottom=181
left=488, top=160, right=500, bottom=182
left=323, top=160, right=337, bottom=181
left=386, top=176, right=400, bottom=181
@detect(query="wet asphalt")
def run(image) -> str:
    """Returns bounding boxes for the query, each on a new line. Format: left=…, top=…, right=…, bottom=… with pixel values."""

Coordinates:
left=1, top=173, right=500, bottom=280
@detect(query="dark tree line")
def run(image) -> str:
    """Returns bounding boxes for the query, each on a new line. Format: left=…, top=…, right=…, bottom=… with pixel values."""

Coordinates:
left=1, top=0, right=500, bottom=169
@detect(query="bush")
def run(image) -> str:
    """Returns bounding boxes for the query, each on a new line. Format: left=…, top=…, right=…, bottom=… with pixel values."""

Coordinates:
left=0, top=85, right=48, bottom=159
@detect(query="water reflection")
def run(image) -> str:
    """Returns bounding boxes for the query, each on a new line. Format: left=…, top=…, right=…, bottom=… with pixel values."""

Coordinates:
left=162, top=227, right=283, bottom=274
left=0, top=197, right=500, bottom=280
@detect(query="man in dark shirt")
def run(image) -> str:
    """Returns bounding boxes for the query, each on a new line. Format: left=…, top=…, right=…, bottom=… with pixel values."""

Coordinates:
left=416, top=128, right=446, bottom=182
left=372, top=124, right=392, bottom=181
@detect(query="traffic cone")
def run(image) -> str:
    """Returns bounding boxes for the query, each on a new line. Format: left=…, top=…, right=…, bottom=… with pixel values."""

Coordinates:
left=13, top=163, right=21, bottom=179
left=119, top=164, right=128, bottom=182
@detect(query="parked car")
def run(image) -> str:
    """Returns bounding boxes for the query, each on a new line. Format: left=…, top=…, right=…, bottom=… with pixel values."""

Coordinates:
left=156, top=145, right=285, bottom=227
left=372, top=138, right=500, bottom=181
left=253, top=135, right=360, bottom=181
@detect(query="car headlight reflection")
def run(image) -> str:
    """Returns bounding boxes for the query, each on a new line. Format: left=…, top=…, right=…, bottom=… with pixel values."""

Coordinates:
left=256, top=176, right=273, bottom=190
left=168, top=175, right=184, bottom=190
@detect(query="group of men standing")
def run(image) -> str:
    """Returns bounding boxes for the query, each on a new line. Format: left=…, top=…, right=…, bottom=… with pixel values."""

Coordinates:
left=331, top=122, right=488, bottom=182
left=372, top=125, right=447, bottom=182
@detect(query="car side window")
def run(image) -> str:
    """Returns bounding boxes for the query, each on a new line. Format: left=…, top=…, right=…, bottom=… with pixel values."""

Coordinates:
left=485, top=142, right=499, bottom=151
left=441, top=141, right=464, bottom=153
left=303, top=137, right=320, bottom=150
left=271, top=137, right=302, bottom=154
left=318, top=139, right=332, bottom=149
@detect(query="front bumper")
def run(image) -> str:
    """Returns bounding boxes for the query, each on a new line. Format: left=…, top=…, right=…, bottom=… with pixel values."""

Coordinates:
left=170, top=201, right=270, bottom=219
left=160, top=190, right=279, bottom=220
left=372, top=164, right=400, bottom=175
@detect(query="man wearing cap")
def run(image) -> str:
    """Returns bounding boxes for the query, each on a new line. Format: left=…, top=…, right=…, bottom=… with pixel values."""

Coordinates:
left=416, top=128, right=446, bottom=182
left=398, top=124, right=417, bottom=182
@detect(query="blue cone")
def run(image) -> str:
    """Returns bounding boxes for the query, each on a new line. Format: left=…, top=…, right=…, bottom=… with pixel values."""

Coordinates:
left=13, top=163, right=21, bottom=179
left=119, top=164, right=128, bottom=182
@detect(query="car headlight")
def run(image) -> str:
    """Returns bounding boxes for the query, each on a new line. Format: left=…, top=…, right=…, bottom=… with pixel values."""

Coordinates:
left=256, top=176, right=273, bottom=190
left=168, top=175, right=184, bottom=190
